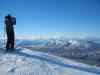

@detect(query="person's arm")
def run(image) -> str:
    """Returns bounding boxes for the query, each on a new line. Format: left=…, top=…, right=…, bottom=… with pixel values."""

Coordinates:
left=13, top=17, right=16, bottom=25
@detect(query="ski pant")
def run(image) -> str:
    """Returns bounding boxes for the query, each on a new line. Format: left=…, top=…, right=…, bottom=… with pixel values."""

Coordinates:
left=6, top=30, right=15, bottom=50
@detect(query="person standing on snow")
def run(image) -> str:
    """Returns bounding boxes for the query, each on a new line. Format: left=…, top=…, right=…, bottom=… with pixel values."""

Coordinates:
left=4, top=14, right=16, bottom=52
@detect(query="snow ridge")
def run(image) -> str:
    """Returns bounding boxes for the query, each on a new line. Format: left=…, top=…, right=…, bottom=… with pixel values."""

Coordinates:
left=15, top=47, right=100, bottom=74
left=0, top=47, right=100, bottom=75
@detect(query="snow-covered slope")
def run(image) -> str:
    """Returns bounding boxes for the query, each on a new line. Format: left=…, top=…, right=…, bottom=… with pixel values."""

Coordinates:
left=17, top=39, right=100, bottom=62
left=0, top=47, right=100, bottom=75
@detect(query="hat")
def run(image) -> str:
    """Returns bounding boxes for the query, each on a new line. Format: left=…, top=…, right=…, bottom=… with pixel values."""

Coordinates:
left=5, top=14, right=12, bottom=20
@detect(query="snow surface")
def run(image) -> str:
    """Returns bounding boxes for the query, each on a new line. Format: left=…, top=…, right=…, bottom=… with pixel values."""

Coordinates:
left=0, top=46, right=100, bottom=75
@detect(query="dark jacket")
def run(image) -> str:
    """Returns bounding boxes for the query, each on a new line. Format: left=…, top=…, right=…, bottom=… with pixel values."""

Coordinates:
left=5, top=17, right=16, bottom=31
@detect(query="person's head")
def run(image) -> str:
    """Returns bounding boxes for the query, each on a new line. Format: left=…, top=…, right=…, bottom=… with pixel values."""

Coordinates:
left=5, top=14, right=12, bottom=20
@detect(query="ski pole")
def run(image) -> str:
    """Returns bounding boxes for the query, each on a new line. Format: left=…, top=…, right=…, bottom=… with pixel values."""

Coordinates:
left=4, top=27, right=6, bottom=50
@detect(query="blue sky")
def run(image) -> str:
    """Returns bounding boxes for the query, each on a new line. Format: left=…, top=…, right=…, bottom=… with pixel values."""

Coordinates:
left=0, top=0, right=100, bottom=38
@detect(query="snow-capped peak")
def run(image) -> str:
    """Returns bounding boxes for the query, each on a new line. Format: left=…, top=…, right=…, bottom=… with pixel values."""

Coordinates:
left=67, top=40, right=81, bottom=48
